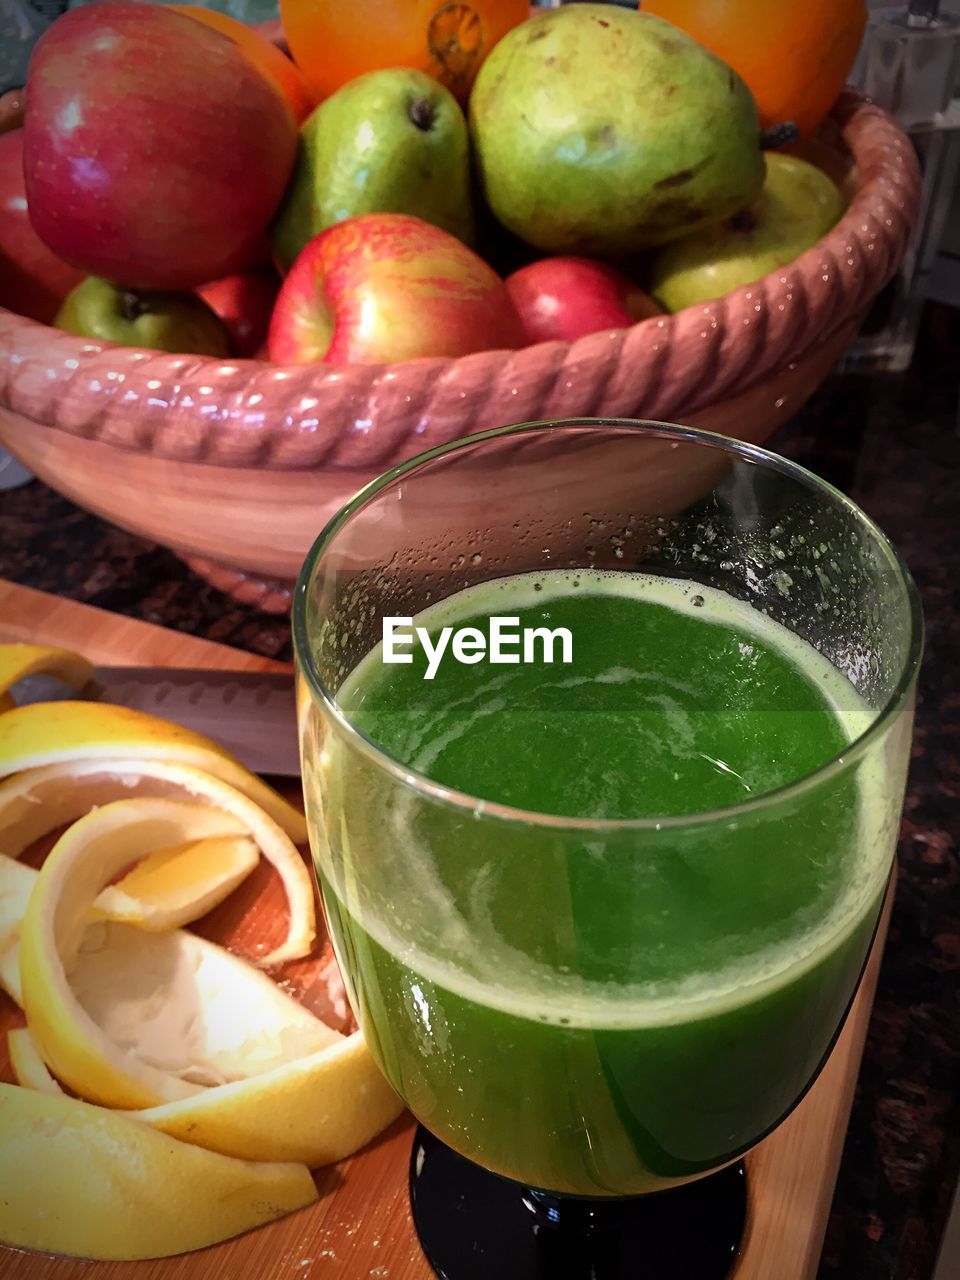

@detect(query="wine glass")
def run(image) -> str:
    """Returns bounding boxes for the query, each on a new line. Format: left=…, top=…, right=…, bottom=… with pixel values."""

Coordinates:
left=293, top=420, right=921, bottom=1279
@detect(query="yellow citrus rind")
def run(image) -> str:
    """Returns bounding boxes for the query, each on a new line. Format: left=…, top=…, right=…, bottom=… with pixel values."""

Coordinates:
left=95, top=831, right=260, bottom=930
left=0, top=758, right=315, bottom=964
left=0, top=1083, right=318, bottom=1260
left=0, top=643, right=94, bottom=702
left=19, top=798, right=334, bottom=1108
left=136, top=1029, right=403, bottom=1166
left=8, top=1026, right=63, bottom=1095
left=0, top=699, right=307, bottom=842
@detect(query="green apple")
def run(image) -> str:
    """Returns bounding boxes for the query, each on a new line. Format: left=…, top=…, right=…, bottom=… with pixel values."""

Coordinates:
left=55, top=276, right=230, bottom=355
left=271, top=68, right=475, bottom=272
left=649, top=154, right=845, bottom=313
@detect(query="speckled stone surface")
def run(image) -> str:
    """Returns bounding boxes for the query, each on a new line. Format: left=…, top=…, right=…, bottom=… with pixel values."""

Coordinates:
left=0, top=304, right=957, bottom=1280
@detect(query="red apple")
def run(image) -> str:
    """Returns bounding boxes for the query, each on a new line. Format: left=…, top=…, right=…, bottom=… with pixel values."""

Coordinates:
left=23, top=3, right=297, bottom=290
left=505, top=256, right=661, bottom=345
left=0, top=129, right=83, bottom=322
left=268, top=213, right=525, bottom=365
left=197, top=265, right=279, bottom=358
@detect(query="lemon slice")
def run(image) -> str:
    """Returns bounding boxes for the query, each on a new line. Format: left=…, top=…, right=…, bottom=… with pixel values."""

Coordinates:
left=0, top=700, right=307, bottom=842
left=8, top=1026, right=63, bottom=1095
left=0, top=643, right=94, bottom=702
left=97, top=832, right=260, bottom=930
left=136, top=1029, right=404, bottom=1167
left=19, top=798, right=337, bottom=1109
left=0, top=758, right=315, bottom=964
left=0, top=1084, right=317, bottom=1260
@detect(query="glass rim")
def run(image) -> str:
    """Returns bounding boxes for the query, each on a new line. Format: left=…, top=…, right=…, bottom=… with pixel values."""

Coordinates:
left=292, top=418, right=923, bottom=832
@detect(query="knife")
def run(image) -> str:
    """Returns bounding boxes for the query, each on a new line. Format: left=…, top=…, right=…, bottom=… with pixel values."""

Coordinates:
left=13, top=667, right=302, bottom=778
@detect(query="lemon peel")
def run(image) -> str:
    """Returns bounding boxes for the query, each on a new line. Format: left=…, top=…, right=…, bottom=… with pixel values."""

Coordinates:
left=0, top=758, right=315, bottom=964
left=69, top=920, right=341, bottom=1092
left=96, top=831, right=260, bottom=930
left=0, top=1083, right=318, bottom=1260
left=8, top=1026, right=63, bottom=1095
left=6, top=851, right=399, bottom=1169
left=0, top=852, right=35, bottom=949
left=136, top=1029, right=404, bottom=1166
left=0, top=699, right=307, bottom=842
left=0, top=938, right=21, bottom=1004
left=2, top=818, right=260, bottom=936
left=0, top=854, right=34, bottom=1004
left=0, top=643, right=94, bottom=702
left=5, top=811, right=400, bottom=1170
left=19, top=798, right=335, bottom=1109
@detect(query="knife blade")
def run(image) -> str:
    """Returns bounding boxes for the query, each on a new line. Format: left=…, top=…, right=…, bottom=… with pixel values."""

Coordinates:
left=13, top=666, right=302, bottom=777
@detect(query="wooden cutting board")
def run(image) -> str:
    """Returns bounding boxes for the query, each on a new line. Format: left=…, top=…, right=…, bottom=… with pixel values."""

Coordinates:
left=0, top=580, right=888, bottom=1280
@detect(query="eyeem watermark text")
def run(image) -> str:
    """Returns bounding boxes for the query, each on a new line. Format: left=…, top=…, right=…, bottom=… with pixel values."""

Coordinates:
left=383, top=616, right=573, bottom=680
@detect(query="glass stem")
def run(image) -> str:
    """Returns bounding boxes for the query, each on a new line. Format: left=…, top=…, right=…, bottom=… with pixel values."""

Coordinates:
left=522, top=1189, right=627, bottom=1277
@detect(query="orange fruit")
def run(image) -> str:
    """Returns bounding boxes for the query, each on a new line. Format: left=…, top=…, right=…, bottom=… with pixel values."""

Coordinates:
left=280, top=0, right=529, bottom=102
left=170, top=5, right=319, bottom=122
left=641, top=0, right=867, bottom=138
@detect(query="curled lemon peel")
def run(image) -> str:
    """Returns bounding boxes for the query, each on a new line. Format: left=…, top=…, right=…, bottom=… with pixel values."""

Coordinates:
left=0, top=758, right=315, bottom=964
left=19, top=798, right=330, bottom=1108
left=0, top=698, right=307, bottom=843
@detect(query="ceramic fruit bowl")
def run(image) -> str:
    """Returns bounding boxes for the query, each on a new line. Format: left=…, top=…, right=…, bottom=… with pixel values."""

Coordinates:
left=0, top=92, right=919, bottom=613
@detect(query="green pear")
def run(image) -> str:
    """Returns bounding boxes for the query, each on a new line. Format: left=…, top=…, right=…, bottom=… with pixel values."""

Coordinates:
left=469, top=4, right=765, bottom=257
left=55, top=277, right=230, bottom=355
left=649, top=154, right=845, bottom=312
left=271, top=68, right=475, bottom=272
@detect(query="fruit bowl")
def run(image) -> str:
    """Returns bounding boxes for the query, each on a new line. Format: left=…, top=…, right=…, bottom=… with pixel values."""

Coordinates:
left=0, top=91, right=919, bottom=613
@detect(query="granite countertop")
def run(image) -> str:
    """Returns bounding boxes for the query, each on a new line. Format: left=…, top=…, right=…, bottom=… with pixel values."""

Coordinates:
left=1, top=301, right=957, bottom=1280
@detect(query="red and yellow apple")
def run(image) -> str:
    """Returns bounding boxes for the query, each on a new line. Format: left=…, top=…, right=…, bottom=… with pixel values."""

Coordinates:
left=23, top=2, right=298, bottom=291
left=504, top=257, right=661, bottom=345
left=268, top=213, right=525, bottom=365
left=0, top=129, right=83, bottom=323
left=197, top=265, right=280, bottom=358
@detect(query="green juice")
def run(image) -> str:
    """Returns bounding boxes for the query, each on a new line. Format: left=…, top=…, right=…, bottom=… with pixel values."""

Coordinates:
left=308, top=570, right=889, bottom=1195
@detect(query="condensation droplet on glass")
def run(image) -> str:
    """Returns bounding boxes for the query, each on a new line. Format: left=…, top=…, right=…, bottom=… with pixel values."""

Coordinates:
left=470, top=553, right=482, bottom=566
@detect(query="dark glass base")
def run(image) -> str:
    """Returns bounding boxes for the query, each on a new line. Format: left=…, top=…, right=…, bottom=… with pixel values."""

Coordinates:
left=409, top=1125, right=747, bottom=1280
